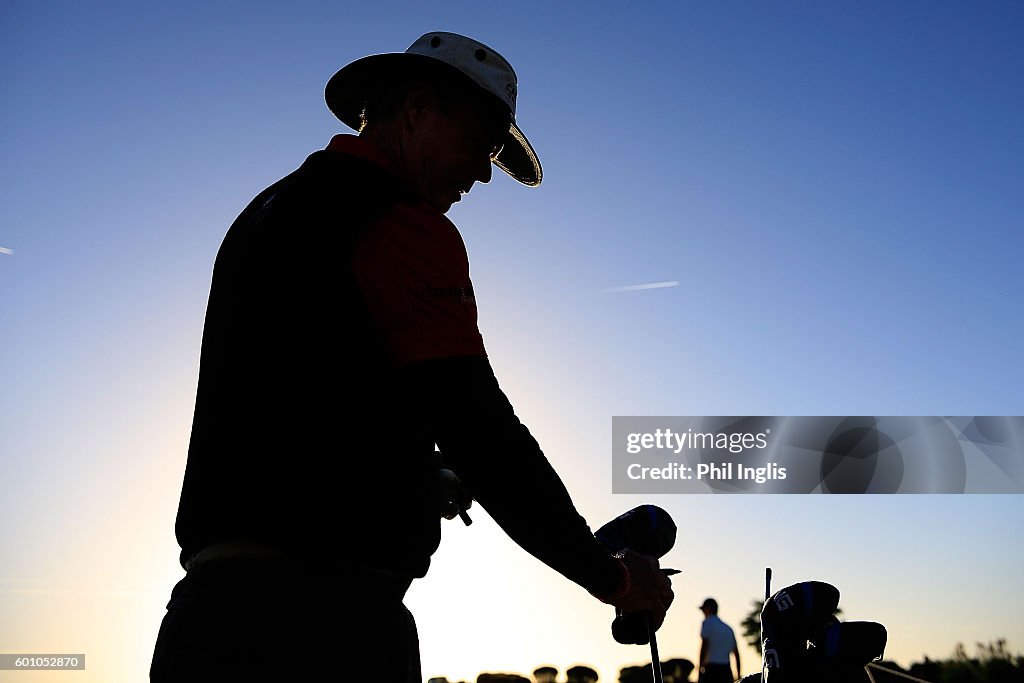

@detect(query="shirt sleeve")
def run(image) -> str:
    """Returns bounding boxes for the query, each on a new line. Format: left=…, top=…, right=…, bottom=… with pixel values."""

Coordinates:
left=398, top=355, right=625, bottom=597
left=351, top=203, right=486, bottom=367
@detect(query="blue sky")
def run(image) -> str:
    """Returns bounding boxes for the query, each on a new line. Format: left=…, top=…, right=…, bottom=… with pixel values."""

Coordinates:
left=2, top=2, right=1022, bottom=681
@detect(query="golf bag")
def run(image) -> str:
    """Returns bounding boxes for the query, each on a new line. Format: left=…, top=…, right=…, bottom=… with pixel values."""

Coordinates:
left=740, top=580, right=887, bottom=683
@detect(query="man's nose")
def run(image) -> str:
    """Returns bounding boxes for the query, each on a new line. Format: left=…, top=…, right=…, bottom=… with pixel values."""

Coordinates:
left=476, top=154, right=493, bottom=184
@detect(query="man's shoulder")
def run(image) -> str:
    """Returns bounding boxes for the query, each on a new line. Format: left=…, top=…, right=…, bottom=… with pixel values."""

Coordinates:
left=220, top=148, right=408, bottom=250
left=283, top=148, right=405, bottom=206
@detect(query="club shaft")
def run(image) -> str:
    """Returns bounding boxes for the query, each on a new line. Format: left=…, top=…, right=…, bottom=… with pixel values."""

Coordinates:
left=647, top=616, right=664, bottom=683
left=763, top=567, right=772, bottom=681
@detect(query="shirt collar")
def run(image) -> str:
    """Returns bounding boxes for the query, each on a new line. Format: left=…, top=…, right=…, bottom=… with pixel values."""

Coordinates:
left=326, top=134, right=398, bottom=176
left=325, top=133, right=428, bottom=205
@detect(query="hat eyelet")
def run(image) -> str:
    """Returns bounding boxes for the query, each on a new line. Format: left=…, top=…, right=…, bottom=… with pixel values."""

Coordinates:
left=475, top=49, right=487, bottom=61
left=430, top=36, right=441, bottom=48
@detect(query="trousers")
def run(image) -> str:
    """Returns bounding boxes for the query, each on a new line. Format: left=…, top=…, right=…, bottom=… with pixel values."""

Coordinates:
left=699, top=663, right=734, bottom=683
left=150, top=556, right=420, bottom=682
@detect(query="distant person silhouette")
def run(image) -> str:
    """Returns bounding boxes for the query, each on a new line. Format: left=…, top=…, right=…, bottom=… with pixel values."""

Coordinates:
left=661, top=658, right=695, bottom=683
left=534, top=666, right=559, bottom=683
left=478, top=675, right=530, bottom=683
left=698, top=598, right=740, bottom=683
left=566, top=664, right=599, bottom=683
left=619, top=664, right=653, bottom=683
left=149, top=31, right=673, bottom=682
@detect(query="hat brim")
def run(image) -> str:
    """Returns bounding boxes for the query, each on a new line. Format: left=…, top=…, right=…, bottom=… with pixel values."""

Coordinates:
left=326, top=52, right=542, bottom=187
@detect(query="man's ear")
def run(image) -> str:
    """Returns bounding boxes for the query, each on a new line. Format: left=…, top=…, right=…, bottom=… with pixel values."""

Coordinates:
left=402, top=82, right=439, bottom=132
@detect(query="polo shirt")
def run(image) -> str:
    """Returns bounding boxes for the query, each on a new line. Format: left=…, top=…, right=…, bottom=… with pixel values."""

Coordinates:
left=701, top=615, right=738, bottom=664
left=176, top=135, right=474, bottom=577
left=175, top=135, right=623, bottom=597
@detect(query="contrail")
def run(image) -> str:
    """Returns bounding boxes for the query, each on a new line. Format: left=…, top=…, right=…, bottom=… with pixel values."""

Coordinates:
left=0, top=247, right=12, bottom=255
left=602, top=280, right=679, bottom=293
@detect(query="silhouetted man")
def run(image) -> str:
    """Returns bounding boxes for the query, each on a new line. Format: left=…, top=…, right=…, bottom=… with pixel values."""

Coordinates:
left=150, top=32, right=673, bottom=682
left=698, top=598, right=740, bottom=683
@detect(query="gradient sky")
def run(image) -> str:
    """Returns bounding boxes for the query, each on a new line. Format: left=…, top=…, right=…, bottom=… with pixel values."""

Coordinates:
left=2, top=2, right=1022, bottom=682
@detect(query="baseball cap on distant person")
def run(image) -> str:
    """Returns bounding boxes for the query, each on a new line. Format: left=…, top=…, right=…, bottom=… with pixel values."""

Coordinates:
left=326, top=31, right=542, bottom=187
left=699, top=598, right=718, bottom=612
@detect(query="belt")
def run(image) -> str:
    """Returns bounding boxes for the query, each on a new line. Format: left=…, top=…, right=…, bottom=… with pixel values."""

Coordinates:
left=184, top=538, right=413, bottom=598
left=184, top=538, right=288, bottom=570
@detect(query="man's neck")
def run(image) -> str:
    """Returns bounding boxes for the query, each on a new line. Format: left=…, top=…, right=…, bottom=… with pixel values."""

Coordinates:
left=359, top=127, right=408, bottom=184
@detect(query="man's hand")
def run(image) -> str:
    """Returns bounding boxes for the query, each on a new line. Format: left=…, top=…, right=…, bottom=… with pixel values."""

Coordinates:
left=608, top=548, right=675, bottom=630
left=438, top=468, right=473, bottom=521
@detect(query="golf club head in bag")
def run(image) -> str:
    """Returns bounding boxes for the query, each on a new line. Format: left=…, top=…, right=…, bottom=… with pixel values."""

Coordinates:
left=788, top=621, right=886, bottom=683
left=595, top=505, right=677, bottom=645
left=760, top=581, right=887, bottom=682
left=762, top=581, right=840, bottom=675
left=819, top=621, right=888, bottom=667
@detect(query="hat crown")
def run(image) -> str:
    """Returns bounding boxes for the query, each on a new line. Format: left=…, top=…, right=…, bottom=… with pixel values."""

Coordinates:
left=406, top=32, right=518, bottom=116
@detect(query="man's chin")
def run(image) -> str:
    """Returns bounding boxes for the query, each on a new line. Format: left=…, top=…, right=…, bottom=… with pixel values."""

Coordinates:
left=429, top=194, right=458, bottom=214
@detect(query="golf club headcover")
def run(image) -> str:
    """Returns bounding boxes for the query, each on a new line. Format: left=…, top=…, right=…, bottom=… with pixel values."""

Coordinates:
left=819, top=621, right=888, bottom=667
left=595, top=505, right=677, bottom=556
left=595, top=505, right=676, bottom=645
left=761, top=581, right=840, bottom=677
left=761, top=581, right=886, bottom=682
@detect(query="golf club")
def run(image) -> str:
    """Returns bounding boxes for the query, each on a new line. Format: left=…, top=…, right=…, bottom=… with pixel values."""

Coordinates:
left=595, top=505, right=679, bottom=683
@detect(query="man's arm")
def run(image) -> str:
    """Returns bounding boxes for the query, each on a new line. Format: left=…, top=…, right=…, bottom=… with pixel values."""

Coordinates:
left=351, top=209, right=671, bottom=618
left=399, top=355, right=672, bottom=620
left=699, top=637, right=708, bottom=671
left=732, top=644, right=741, bottom=680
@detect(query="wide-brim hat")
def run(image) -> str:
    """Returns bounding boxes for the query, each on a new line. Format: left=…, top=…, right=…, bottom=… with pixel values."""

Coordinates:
left=326, top=31, right=542, bottom=187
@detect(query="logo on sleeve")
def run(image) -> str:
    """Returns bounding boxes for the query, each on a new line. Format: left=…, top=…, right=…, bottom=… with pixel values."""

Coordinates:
left=424, top=285, right=476, bottom=304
